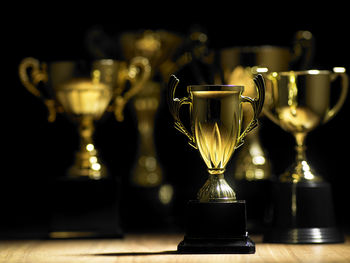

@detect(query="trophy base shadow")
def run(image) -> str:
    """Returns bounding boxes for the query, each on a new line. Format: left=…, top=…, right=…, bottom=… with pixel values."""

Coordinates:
left=178, top=200, right=255, bottom=254
left=263, top=181, right=344, bottom=244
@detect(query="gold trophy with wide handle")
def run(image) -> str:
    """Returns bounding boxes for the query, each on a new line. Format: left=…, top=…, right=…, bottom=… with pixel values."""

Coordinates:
left=19, top=57, right=150, bottom=238
left=19, top=57, right=150, bottom=179
left=168, top=74, right=265, bottom=253
left=263, top=68, right=348, bottom=243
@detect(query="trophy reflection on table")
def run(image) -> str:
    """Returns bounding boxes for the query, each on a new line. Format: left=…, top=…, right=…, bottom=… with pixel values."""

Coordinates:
left=263, top=68, right=348, bottom=243
left=168, top=74, right=265, bottom=253
left=19, top=57, right=150, bottom=238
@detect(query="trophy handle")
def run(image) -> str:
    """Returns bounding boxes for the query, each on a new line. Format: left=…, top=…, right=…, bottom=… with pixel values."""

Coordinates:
left=18, top=57, right=56, bottom=122
left=236, top=74, right=265, bottom=148
left=262, top=72, right=282, bottom=126
left=114, top=56, right=151, bottom=121
left=323, top=70, right=349, bottom=123
left=167, top=75, right=197, bottom=149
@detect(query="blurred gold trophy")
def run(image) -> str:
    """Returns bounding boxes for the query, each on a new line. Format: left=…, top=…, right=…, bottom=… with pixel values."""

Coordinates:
left=263, top=68, right=348, bottom=243
left=168, top=74, right=265, bottom=253
left=219, top=30, right=314, bottom=182
left=119, top=30, right=191, bottom=188
left=19, top=57, right=150, bottom=238
left=19, top=57, right=150, bottom=179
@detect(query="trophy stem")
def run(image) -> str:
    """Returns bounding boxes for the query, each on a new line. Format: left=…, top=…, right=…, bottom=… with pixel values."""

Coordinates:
left=280, top=132, right=320, bottom=183
left=197, top=170, right=236, bottom=203
left=131, top=81, right=163, bottom=187
left=68, top=116, right=107, bottom=179
left=295, top=132, right=307, bottom=162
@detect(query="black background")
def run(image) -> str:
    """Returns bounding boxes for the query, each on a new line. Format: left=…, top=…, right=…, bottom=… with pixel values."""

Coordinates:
left=2, top=5, right=350, bottom=236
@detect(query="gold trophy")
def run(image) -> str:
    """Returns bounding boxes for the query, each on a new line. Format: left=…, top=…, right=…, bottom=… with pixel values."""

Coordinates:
left=118, top=30, right=193, bottom=187
left=168, top=74, right=265, bottom=253
left=19, top=57, right=150, bottom=179
left=115, top=29, right=200, bottom=230
left=19, top=57, right=150, bottom=238
left=263, top=68, right=348, bottom=243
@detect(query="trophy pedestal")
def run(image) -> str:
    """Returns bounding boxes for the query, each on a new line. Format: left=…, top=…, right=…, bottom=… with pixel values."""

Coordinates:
left=120, top=184, right=175, bottom=232
left=178, top=200, right=255, bottom=254
left=263, top=181, right=344, bottom=243
left=50, top=176, right=123, bottom=239
left=234, top=179, right=273, bottom=233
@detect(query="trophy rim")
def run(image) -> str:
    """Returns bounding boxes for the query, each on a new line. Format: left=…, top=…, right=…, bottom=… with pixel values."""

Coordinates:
left=45, top=59, right=124, bottom=65
left=221, top=45, right=290, bottom=53
left=275, top=69, right=334, bottom=76
left=188, top=85, right=244, bottom=92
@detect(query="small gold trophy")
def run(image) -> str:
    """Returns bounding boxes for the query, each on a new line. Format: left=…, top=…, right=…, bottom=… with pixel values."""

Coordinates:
left=19, top=57, right=150, bottom=238
left=263, top=68, right=348, bottom=243
left=168, top=74, right=265, bottom=253
left=19, top=57, right=150, bottom=179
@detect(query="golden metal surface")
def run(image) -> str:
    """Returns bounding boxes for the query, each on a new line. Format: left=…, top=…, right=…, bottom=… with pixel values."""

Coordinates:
left=19, top=57, right=56, bottom=122
left=264, top=69, right=348, bottom=182
left=119, top=30, right=190, bottom=80
left=19, top=57, right=150, bottom=179
left=168, top=75, right=265, bottom=202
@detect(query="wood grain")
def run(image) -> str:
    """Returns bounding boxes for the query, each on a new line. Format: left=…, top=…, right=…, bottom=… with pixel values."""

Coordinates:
left=0, top=234, right=349, bottom=263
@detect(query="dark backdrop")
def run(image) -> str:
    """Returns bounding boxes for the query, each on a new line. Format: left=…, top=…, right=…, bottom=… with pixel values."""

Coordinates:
left=2, top=6, right=350, bottom=236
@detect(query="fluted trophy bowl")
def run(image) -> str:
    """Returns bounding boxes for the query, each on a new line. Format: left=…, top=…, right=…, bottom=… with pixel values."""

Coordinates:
left=19, top=57, right=150, bottom=179
left=168, top=74, right=265, bottom=202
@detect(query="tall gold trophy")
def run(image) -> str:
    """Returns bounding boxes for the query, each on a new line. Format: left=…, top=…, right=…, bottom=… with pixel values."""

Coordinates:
left=118, top=30, right=194, bottom=187
left=19, top=57, right=150, bottom=237
left=263, top=69, right=348, bottom=243
left=116, top=29, right=200, bottom=229
left=168, top=74, right=265, bottom=253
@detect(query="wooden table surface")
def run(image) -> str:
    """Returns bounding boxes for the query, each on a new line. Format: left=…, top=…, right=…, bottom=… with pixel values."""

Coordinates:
left=1, top=234, right=349, bottom=263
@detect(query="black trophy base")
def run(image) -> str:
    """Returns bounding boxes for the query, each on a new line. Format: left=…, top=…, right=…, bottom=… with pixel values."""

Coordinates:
left=263, top=181, right=344, bottom=244
left=178, top=236, right=255, bottom=254
left=263, top=227, right=344, bottom=244
left=178, top=200, right=255, bottom=254
left=50, top=176, right=123, bottom=239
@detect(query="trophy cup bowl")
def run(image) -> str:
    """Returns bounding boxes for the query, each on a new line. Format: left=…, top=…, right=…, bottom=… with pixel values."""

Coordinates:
left=262, top=69, right=348, bottom=243
left=168, top=74, right=265, bottom=253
